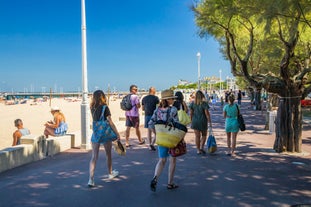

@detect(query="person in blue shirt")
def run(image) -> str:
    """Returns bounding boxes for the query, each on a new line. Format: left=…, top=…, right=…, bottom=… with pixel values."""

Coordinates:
left=12, top=119, right=30, bottom=146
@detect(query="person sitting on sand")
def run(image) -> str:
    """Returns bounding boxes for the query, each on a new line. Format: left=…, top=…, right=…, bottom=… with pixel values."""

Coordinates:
left=44, top=106, right=68, bottom=138
left=12, top=119, right=30, bottom=146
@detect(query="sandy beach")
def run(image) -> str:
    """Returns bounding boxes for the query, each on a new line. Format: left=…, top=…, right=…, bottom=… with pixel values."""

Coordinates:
left=0, top=97, right=131, bottom=150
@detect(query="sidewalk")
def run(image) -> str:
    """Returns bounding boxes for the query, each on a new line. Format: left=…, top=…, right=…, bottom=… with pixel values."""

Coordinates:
left=0, top=101, right=311, bottom=207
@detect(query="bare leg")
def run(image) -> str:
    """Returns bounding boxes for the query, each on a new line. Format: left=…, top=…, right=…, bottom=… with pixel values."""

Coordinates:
left=168, top=157, right=176, bottom=185
left=125, top=126, right=131, bottom=146
left=150, top=157, right=167, bottom=191
left=201, top=131, right=207, bottom=151
left=103, top=141, right=113, bottom=174
left=44, top=127, right=55, bottom=138
left=231, top=132, right=238, bottom=155
left=150, top=128, right=156, bottom=145
left=226, top=132, right=232, bottom=154
left=147, top=128, right=152, bottom=144
left=194, top=130, right=201, bottom=153
left=135, top=127, right=142, bottom=143
left=154, top=158, right=167, bottom=178
left=89, top=142, right=100, bottom=180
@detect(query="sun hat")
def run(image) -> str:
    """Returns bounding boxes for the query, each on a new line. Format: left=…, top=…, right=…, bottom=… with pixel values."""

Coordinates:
left=161, top=89, right=177, bottom=100
left=51, top=106, right=60, bottom=111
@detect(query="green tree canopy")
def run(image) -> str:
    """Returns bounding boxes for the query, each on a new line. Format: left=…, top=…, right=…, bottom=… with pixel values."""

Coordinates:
left=193, top=0, right=311, bottom=153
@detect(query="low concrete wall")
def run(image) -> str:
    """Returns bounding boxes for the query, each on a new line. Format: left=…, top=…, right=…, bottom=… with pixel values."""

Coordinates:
left=0, top=144, right=34, bottom=173
left=46, top=135, right=72, bottom=157
left=0, top=132, right=82, bottom=173
left=66, top=131, right=81, bottom=148
left=20, top=134, right=47, bottom=160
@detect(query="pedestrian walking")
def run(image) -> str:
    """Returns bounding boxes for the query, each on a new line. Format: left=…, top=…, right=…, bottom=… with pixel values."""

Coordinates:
left=149, top=89, right=180, bottom=191
left=189, top=90, right=212, bottom=155
left=142, top=86, right=159, bottom=151
left=223, top=94, right=240, bottom=156
left=237, top=90, right=242, bottom=105
left=173, top=91, right=188, bottom=113
left=211, top=90, right=218, bottom=110
left=88, top=90, right=121, bottom=187
left=124, top=84, right=144, bottom=147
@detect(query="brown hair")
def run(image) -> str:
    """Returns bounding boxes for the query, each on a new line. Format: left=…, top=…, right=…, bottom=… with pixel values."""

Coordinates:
left=90, top=90, right=107, bottom=109
left=194, top=90, right=205, bottom=105
left=159, top=99, right=170, bottom=108
left=228, top=94, right=235, bottom=104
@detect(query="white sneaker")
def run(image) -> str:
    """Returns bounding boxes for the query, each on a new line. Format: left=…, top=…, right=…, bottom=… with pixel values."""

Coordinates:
left=88, top=179, right=95, bottom=187
left=108, top=170, right=119, bottom=179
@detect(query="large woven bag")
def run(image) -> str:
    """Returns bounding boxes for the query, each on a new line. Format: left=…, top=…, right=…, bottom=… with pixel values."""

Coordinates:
left=155, top=120, right=187, bottom=148
left=91, top=105, right=117, bottom=144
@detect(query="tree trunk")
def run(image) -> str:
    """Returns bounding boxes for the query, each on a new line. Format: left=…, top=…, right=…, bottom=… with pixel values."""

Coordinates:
left=274, top=96, right=302, bottom=152
left=254, top=88, right=262, bottom=110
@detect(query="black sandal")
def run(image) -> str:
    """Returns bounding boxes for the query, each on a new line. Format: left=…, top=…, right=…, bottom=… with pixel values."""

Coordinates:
left=150, top=177, right=157, bottom=192
left=167, top=183, right=179, bottom=190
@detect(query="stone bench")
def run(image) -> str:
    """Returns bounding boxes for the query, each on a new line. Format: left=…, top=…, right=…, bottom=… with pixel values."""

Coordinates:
left=45, top=134, right=72, bottom=157
left=0, top=133, right=80, bottom=173
left=20, top=134, right=46, bottom=159
left=0, top=144, right=34, bottom=173
left=66, top=131, right=81, bottom=148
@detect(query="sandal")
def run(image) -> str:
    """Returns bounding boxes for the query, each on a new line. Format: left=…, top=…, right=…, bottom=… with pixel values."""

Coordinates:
left=167, top=183, right=179, bottom=190
left=150, top=177, right=157, bottom=192
left=138, top=140, right=145, bottom=145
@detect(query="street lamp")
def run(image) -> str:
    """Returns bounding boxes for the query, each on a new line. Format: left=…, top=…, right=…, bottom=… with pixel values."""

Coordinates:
left=81, top=0, right=91, bottom=150
left=197, top=52, right=201, bottom=90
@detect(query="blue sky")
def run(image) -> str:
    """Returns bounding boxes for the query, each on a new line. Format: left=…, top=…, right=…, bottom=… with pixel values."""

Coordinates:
left=0, top=0, right=231, bottom=93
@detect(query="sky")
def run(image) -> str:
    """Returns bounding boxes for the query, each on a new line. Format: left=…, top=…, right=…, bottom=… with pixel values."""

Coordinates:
left=0, top=0, right=231, bottom=93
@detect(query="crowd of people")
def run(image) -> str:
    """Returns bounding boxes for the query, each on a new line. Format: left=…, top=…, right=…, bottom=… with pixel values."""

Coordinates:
left=11, top=85, right=243, bottom=192
left=88, top=85, right=243, bottom=192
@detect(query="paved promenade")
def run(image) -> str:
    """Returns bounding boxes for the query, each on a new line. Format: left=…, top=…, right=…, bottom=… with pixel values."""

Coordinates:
left=1, top=101, right=311, bottom=207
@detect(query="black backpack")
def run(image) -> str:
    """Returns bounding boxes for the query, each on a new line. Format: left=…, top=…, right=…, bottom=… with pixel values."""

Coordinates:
left=120, top=94, right=133, bottom=111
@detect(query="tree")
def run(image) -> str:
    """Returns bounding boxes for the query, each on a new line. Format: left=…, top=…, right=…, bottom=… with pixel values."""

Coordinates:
left=193, top=0, right=311, bottom=152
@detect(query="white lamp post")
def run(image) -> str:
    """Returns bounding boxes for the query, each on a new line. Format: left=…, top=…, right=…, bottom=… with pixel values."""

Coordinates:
left=197, top=52, right=201, bottom=90
left=81, top=0, right=91, bottom=150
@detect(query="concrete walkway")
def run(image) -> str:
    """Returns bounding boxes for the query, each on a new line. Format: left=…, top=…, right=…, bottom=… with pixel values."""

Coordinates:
left=1, top=101, right=311, bottom=207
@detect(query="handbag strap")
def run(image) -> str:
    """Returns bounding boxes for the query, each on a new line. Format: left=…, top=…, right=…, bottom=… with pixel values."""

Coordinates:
left=236, top=104, right=240, bottom=115
left=99, top=105, right=107, bottom=121
left=208, top=126, right=213, bottom=136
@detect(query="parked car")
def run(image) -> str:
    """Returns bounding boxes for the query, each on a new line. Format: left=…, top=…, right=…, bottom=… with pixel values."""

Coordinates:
left=301, top=98, right=311, bottom=107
